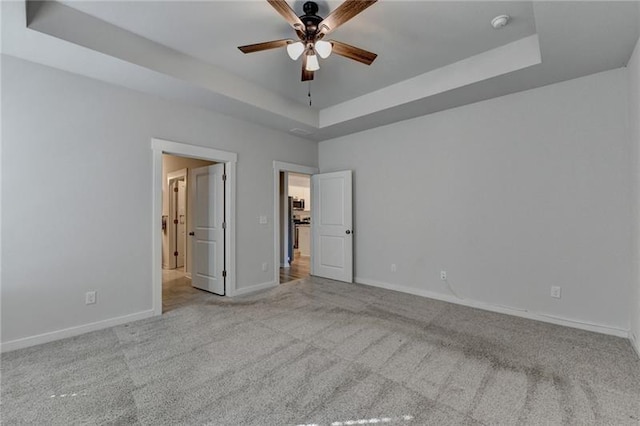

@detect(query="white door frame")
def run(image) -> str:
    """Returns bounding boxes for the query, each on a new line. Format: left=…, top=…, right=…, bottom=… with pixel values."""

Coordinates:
left=273, top=161, right=319, bottom=285
left=167, top=169, right=187, bottom=270
left=152, top=138, right=238, bottom=315
left=280, top=171, right=290, bottom=268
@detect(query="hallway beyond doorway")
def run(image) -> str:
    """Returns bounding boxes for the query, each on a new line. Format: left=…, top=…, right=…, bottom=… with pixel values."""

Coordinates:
left=279, top=255, right=310, bottom=284
left=162, top=268, right=217, bottom=312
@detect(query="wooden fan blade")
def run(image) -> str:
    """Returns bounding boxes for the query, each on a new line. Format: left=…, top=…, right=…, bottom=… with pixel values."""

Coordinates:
left=302, top=55, right=314, bottom=81
left=330, top=40, right=377, bottom=65
left=238, top=39, right=290, bottom=54
left=267, top=0, right=304, bottom=32
left=318, top=0, right=377, bottom=36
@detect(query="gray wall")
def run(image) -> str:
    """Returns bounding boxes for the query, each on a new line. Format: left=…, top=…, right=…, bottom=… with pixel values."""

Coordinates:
left=1, top=55, right=317, bottom=344
left=319, top=68, right=633, bottom=333
left=629, top=33, right=640, bottom=353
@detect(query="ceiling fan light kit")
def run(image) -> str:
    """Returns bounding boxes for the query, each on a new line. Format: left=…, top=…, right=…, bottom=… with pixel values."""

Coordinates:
left=314, top=40, right=333, bottom=59
left=306, top=52, right=320, bottom=71
left=238, top=0, right=378, bottom=81
left=286, top=41, right=305, bottom=60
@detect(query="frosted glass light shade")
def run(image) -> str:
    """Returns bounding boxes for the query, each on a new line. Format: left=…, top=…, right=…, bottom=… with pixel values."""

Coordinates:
left=306, top=53, right=320, bottom=71
left=287, top=41, right=305, bottom=60
left=315, top=40, right=332, bottom=59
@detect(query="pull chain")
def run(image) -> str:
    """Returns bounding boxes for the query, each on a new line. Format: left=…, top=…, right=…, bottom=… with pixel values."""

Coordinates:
left=308, top=81, right=312, bottom=107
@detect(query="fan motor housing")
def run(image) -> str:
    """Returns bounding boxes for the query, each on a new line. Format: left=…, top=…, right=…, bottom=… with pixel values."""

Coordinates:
left=300, top=1, right=323, bottom=36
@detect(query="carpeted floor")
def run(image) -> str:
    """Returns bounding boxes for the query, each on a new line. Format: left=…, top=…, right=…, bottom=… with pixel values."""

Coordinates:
left=2, top=276, right=639, bottom=425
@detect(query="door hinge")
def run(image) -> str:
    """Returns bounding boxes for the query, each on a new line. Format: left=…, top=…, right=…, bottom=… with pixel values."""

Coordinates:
left=222, top=222, right=226, bottom=229
left=222, top=270, right=227, bottom=278
left=174, top=187, right=179, bottom=192
left=222, top=173, right=227, bottom=182
left=174, top=251, right=179, bottom=257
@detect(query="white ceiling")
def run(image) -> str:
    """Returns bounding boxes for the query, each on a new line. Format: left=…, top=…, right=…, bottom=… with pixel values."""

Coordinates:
left=2, top=1, right=639, bottom=141
left=58, top=1, right=537, bottom=109
left=289, top=172, right=311, bottom=187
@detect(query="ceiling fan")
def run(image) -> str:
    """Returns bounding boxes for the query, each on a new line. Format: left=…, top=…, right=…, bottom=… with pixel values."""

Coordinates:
left=238, top=0, right=378, bottom=81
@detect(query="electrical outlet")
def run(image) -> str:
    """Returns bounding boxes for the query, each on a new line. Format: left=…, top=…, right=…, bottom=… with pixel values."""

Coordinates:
left=262, top=262, right=268, bottom=272
left=391, top=264, right=397, bottom=272
left=550, top=286, right=562, bottom=299
left=440, top=271, right=447, bottom=280
left=85, top=291, right=96, bottom=305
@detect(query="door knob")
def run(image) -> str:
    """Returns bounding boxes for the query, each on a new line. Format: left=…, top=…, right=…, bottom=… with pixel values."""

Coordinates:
left=345, top=230, right=351, bottom=235
left=188, top=232, right=195, bottom=236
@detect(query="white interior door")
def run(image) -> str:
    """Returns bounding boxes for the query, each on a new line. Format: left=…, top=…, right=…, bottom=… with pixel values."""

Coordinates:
left=176, top=180, right=186, bottom=268
left=190, top=164, right=225, bottom=295
left=169, top=180, right=178, bottom=269
left=312, top=170, right=353, bottom=282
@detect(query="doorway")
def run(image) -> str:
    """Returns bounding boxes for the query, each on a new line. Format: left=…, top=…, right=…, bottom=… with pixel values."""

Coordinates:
left=273, top=161, right=319, bottom=285
left=281, top=172, right=312, bottom=283
left=152, top=139, right=237, bottom=316
left=162, top=155, right=217, bottom=311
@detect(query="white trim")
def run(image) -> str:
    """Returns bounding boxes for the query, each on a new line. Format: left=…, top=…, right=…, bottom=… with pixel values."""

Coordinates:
left=225, top=161, right=237, bottom=296
left=354, top=276, right=630, bottom=339
left=282, top=172, right=290, bottom=268
left=152, top=138, right=238, bottom=163
left=273, top=161, right=318, bottom=175
left=167, top=168, right=187, bottom=182
left=152, top=138, right=237, bottom=311
left=233, top=281, right=277, bottom=296
left=0, top=54, right=3, bottom=352
left=272, top=161, right=319, bottom=286
left=1, top=309, right=154, bottom=353
left=630, top=332, right=640, bottom=359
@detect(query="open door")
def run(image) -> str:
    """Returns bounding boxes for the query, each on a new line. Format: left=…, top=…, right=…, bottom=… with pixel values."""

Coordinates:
left=312, top=170, right=353, bottom=282
left=176, top=179, right=186, bottom=268
left=190, top=164, right=225, bottom=295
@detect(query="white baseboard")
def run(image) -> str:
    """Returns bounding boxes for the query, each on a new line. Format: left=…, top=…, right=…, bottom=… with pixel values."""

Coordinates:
left=0, top=309, right=155, bottom=353
left=354, top=277, right=629, bottom=339
left=231, top=281, right=277, bottom=297
left=630, top=332, right=640, bottom=359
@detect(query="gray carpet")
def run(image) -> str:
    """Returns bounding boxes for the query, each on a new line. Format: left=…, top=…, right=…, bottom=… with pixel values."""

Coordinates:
left=2, top=276, right=639, bottom=425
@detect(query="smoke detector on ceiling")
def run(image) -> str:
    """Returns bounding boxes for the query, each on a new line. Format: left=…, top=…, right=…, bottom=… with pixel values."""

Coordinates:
left=491, top=15, right=510, bottom=29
